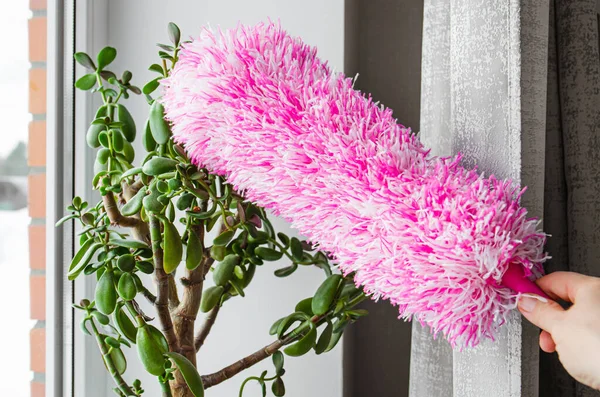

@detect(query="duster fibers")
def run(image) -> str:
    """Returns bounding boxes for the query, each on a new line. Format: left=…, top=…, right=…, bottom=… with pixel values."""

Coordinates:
left=161, top=22, right=547, bottom=348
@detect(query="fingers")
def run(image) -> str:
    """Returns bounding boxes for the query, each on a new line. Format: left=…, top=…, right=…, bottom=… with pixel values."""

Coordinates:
left=539, top=330, right=556, bottom=353
left=535, top=271, right=594, bottom=303
left=518, top=294, right=565, bottom=333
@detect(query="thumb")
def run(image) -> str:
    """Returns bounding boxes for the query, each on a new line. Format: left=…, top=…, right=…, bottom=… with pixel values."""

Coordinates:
left=517, top=294, right=565, bottom=333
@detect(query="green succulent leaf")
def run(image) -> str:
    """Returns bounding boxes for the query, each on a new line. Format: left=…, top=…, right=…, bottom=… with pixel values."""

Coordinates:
left=116, top=104, right=137, bottom=142
left=283, top=324, right=317, bottom=357
left=142, top=157, right=178, bottom=176
left=149, top=101, right=171, bottom=144
left=290, top=238, right=303, bottom=262
left=167, top=22, right=181, bottom=46
left=229, top=278, right=245, bottom=297
left=75, top=74, right=97, bottom=90
left=272, top=378, right=286, bottom=397
left=272, top=351, right=284, bottom=375
left=255, top=247, right=283, bottom=261
left=311, top=274, right=343, bottom=316
left=276, top=312, right=309, bottom=339
left=149, top=63, right=164, bottom=74
left=186, top=229, right=204, bottom=270
left=91, top=310, right=110, bottom=325
left=294, top=297, right=314, bottom=316
left=200, top=286, right=224, bottom=313
left=213, top=230, right=235, bottom=246
left=176, top=193, right=194, bottom=211
left=324, top=328, right=344, bottom=353
left=95, top=269, right=118, bottom=315
left=269, top=318, right=284, bottom=337
left=164, top=352, right=205, bottom=397
left=277, top=232, right=289, bottom=247
left=113, top=306, right=137, bottom=344
left=117, top=272, right=137, bottom=301
left=97, top=46, right=117, bottom=70
left=213, top=254, right=241, bottom=287
left=99, top=70, right=117, bottom=81
left=274, top=264, right=297, bottom=278
left=68, top=240, right=102, bottom=280
left=86, top=123, right=106, bottom=148
left=210, top=244, right=226, bottom=261
left=120, top=167, right=143, bottom=181
left=314, top=322, right=333, bottom=355
left=137, top=324, right=168, bottom=376
left=110, top=238, right=149, bottom=250
left=74, top=52, right=96, bottom=69
left=143, top=78, right=160, bottom=95
left=55, top=213, right=78, bottom=227
left=161, top=217, right=183, bottom=274
left=121, top=186, right=146, bottom=216
left=103, top=336, right=127, bottom=375
left=142, top=119, right=158, bottom=152
left=136, top=260, right=154, bottom=274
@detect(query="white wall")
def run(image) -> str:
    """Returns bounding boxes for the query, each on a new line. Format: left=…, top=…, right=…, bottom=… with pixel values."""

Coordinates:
left=99, top=1, right=345, bottom=396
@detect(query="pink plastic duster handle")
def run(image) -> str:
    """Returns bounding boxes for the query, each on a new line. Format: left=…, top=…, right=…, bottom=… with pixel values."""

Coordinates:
left=500, top=262, right=549, bottom=299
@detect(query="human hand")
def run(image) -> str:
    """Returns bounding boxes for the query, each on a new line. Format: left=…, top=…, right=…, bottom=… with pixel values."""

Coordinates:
left=517, top=271, right=600, bottom=390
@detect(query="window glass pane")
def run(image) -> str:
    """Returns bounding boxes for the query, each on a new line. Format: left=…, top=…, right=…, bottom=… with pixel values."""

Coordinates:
left=0, top=1, right=37, bottom=396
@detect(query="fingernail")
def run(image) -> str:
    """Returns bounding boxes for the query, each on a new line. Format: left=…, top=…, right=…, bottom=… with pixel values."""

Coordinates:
left=518, top=294, right=547, bottom=312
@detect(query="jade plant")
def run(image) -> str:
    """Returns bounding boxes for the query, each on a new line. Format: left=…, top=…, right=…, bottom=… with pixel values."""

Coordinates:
left=57, top=23, right=367, bottom=397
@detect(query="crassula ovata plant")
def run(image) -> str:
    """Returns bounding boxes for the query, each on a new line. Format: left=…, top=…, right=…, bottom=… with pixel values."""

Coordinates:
left=57, top=23, right=367, bottom=397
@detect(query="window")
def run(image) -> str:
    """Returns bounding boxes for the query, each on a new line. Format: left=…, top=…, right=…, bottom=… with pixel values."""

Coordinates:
left=0, top=1, right=42, bottom=396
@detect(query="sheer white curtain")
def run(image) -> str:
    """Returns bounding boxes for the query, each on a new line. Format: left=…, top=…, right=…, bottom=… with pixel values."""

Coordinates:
left=409, top=0, right=550, bottom=395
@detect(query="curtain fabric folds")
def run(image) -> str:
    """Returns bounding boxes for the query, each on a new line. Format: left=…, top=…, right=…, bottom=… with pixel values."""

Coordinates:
left=411, top=0, right=600, bottom=396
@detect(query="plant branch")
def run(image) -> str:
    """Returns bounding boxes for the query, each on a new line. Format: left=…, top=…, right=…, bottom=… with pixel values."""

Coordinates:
left=201, top=339, right=287, bottom=389
left=201, top=293, right=367, bottom=389
left=89, top=319, right=137, bottom=396
left=194, top=304, right=220, bottom=352
left=201, top=314, right=320, bottom=389
left=160, top=380, right=173, bottom=397
left=168, top=274, right=180, bottom=310
left=149, top=215, right=179, bottom=352
left=102, top=193, right=140, bottom=228
left=138, top=285, right=157, bottom=305
left=103, top=191, right=150, bottom=244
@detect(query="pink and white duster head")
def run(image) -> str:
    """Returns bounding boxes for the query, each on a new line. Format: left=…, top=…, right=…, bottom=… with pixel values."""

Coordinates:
left=161, top=22, right=548, bottom=348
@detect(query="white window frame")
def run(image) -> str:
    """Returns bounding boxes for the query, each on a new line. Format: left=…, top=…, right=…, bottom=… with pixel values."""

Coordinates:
left=47, top=1, right=111, bottom=396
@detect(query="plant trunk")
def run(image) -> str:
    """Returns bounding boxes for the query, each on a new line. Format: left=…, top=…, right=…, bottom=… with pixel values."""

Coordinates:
left=171, top=381, right=194, bottom=397
left=170, top=248, right=205, bottom=397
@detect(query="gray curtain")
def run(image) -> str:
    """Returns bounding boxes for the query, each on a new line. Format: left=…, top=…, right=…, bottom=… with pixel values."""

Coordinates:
left=541, top=1, right=600, bottom=396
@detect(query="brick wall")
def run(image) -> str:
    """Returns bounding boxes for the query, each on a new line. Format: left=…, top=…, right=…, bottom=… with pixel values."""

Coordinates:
left=28, top=0, right=47, bottom=396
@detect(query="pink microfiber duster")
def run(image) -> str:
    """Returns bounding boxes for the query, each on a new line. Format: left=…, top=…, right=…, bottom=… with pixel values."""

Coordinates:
left=161, top=22, right=548, bottom=348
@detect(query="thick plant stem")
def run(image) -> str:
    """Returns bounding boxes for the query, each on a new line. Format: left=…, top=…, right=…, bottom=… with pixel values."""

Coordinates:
left=171, top=268, right=203, bottom=395
left=172, top=225, right=206, bottom=395
left=194, top=304, right=220, bottom=352
left=149, top=215, right=179, bottom=352
left=89, top=320, right=136, bottom=396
